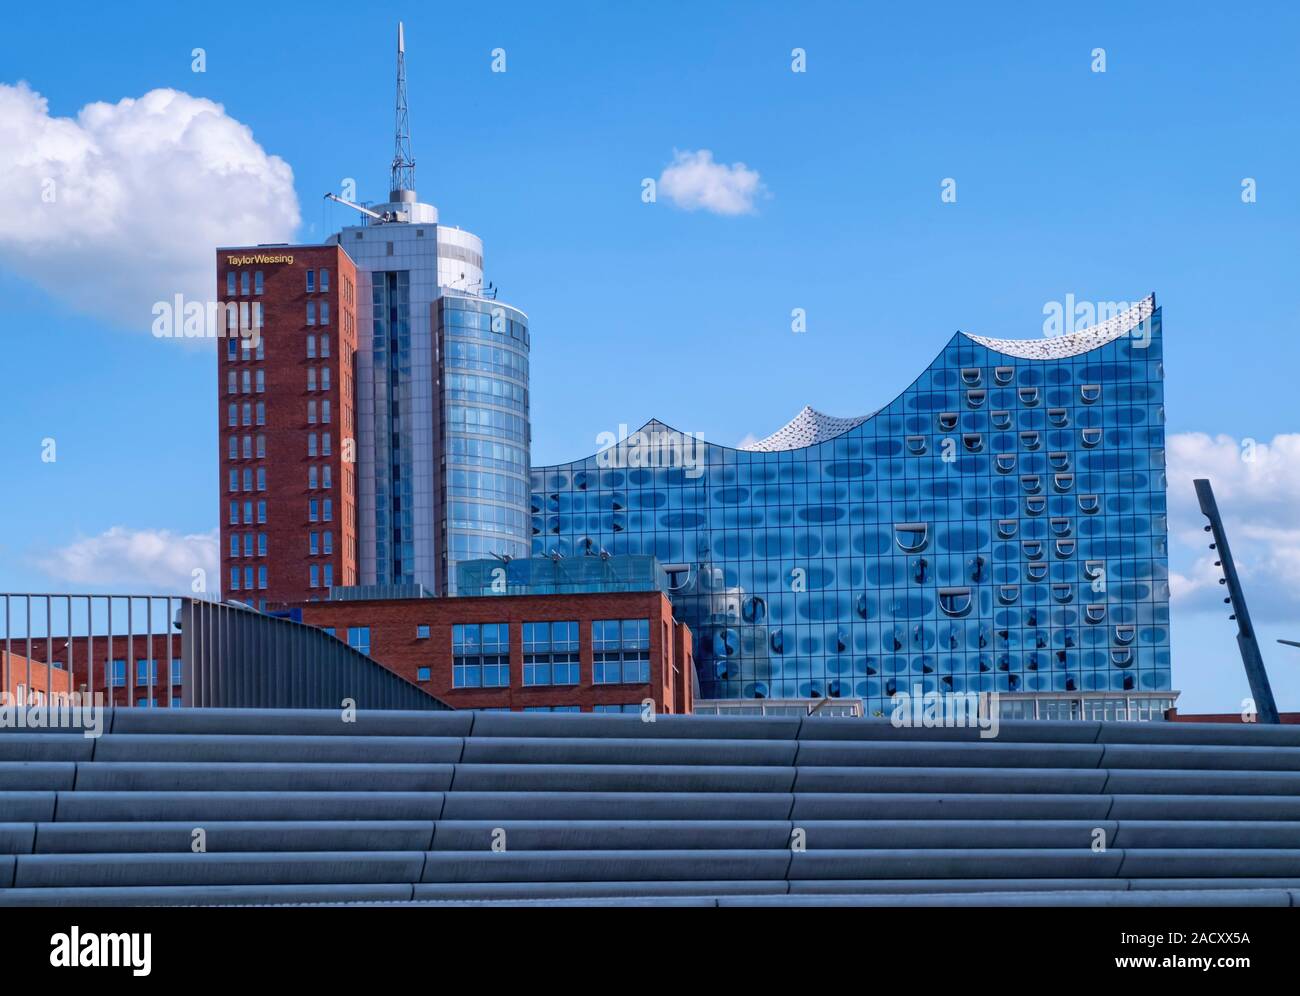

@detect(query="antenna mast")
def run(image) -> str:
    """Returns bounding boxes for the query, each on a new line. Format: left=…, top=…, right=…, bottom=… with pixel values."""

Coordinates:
left=390, top=21, right=416, bottom=200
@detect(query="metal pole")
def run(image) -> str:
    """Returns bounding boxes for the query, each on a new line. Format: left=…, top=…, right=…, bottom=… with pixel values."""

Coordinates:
left=1195, top=478, right=1280, bottom=724
left=25, top=595, right=31, bottom=706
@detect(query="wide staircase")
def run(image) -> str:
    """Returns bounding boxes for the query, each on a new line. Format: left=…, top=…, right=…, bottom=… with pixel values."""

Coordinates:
left=3, top=708, right=1300, bottom=906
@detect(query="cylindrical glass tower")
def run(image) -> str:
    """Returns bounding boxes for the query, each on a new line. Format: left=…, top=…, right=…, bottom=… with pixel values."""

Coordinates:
left=437, top=293, right=531, bottom=592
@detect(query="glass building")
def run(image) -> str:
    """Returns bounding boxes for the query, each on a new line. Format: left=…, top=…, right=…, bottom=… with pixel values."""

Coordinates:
left=329, top=177, right=531, bottom=596
left=531, top=297, right=1170, bottom=716
left=439, top=294, right=532, bottom=589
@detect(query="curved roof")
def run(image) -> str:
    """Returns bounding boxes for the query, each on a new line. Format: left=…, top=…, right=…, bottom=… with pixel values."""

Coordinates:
left=542, top=293, right=1158, bottom=465
left=739, top=405, right=874, bottom=452
left=962, top=293, right=1155, bottom=359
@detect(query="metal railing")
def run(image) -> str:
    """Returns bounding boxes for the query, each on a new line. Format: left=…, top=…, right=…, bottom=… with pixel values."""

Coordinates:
left=1, top=593, right=185, bottom=708
left=1, top=593, right=450, bottom=711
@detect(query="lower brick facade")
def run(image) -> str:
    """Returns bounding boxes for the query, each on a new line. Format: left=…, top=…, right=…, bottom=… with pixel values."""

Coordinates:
left=283, top=591, right=694, bottom=714
left=2, top=649, right=72, bottom=704
left=16, top=636, right=184, bottom=708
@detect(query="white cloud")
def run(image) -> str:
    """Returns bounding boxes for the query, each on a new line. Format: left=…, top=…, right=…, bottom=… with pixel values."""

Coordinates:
left=35, top=527, right=218, bottom=593
left=734, top=433, right=762, bottom=450
left=0, top=82, right=299, bottom=330
left=658, top=149, right=765, bottom=215
left=1166, top=432, right=1300, bottom=620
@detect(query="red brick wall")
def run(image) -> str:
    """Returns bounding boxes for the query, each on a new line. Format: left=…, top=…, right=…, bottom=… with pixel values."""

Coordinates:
left=217, top=245, right=358, bottom=608
left=15, top=635, right=183, bottom=707
left=2, top=650, right=72, bottom=702
left=287, top=591, right=689, bottom=713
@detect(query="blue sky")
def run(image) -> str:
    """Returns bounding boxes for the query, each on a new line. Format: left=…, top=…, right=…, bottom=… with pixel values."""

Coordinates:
left=1, top=0, right=1298, bottom=711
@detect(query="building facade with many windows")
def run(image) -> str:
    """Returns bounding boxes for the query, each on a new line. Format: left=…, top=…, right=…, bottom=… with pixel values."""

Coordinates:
left=529, top=297, right=1172, bottom=717
left=215, top=26, right=531, bottom=605
left=285, top=590, right=693, bottom=714
left=215, top=244, right=360, bottom=607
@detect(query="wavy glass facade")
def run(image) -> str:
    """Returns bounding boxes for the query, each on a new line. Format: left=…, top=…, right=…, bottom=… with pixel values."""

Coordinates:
left=531, top=297, right=1170, bottom=713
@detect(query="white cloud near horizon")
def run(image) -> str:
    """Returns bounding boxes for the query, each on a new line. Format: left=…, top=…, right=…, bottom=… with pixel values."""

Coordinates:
left=1166, top=432, right=1300, bottom=621
left=0, top=82, right=299, bottom=330
left=658, top=149, right=766, bottom=215
left=34, top=526, right=219, bottom=594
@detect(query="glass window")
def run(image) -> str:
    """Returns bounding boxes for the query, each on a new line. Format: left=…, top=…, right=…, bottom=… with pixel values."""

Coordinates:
left=226, top=272, right=235, bottom=296
left=347, top=626, right=371, bottom=655
left=593, top=619, right=651, bottom=684
left=306, top=270, right=315, bottom=293
left=320, top=269, right=329, bottom=292
left=307, top=301, right=316, bottom=325
left=417, top=666, right=431, bottom=682
left=417, top=624, right=431, bottom=639
left=320, top=301, right=330, bottom=326
left=240, top=271, right=249, bottom=295
left=309, top=532, right=319, bottom=555
left=452, top=623, right=509, bottom=688
left=523, top=620, right=580, bottom=685
left=254, top=270, right=263, bottom=294
left=310, top=565, right=319, bottom=588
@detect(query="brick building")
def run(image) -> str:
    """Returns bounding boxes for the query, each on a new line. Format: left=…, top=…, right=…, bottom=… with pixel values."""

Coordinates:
left=12, top=635, right=184, bottom=708
left=2, top=649, right=72, bottom=705
left=282, top=591, right=694, bottom=714
left=216, top=244, right=359, bottom=607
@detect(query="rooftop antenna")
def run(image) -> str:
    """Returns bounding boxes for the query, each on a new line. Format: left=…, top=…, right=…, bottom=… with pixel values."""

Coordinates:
left=390, top=21, right=416, bottom=201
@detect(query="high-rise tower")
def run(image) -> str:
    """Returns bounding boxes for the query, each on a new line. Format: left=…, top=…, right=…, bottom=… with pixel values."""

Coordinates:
left=218, top=22, right=531, bottom=605
left=327, top=23, right=531, bottom=595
